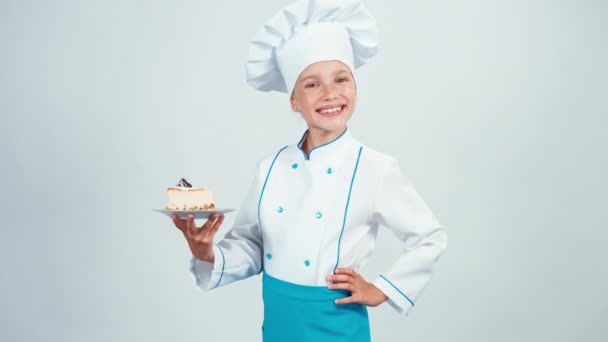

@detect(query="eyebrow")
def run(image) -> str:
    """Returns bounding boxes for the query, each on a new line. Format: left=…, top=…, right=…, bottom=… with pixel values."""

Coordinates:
left=299, top=69, right=352, bottom=83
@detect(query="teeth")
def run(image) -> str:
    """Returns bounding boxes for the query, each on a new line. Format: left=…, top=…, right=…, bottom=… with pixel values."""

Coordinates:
left=319, top=106, right=342, bottom=114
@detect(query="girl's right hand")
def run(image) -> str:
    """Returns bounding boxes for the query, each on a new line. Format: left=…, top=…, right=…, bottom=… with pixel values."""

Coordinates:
left=171, top=213, right=225, bottom=263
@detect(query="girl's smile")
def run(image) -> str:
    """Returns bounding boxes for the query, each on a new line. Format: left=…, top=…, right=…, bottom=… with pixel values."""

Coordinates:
left=316, top=104, right=347, bottom=117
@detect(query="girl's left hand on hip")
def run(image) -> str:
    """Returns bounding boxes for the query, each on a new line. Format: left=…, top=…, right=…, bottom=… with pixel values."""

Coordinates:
left=326, top=268, right=388, bottom=307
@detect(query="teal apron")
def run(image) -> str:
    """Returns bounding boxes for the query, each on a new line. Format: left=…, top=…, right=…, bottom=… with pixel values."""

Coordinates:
left=262, top=272, right=371, bottom=342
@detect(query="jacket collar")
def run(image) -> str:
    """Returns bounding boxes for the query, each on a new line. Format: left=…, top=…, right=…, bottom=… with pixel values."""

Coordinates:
left=296, top=127, right=355, bottom=161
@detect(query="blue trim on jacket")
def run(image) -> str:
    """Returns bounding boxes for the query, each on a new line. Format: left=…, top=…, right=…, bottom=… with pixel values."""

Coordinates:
left=379, top=275, right=415, bottom=307
left=333, top=145, right=363, bottom=273
left=258, top=145, right=289, bottom=236
left=297, top=127, right=349, bottom=160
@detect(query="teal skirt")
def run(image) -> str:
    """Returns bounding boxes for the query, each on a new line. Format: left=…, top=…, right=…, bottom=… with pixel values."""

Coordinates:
left=262, top=272, right=371, bottom=342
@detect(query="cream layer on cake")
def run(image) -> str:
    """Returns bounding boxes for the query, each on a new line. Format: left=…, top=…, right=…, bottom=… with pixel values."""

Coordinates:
left=165, top=187, right=215, bottom=211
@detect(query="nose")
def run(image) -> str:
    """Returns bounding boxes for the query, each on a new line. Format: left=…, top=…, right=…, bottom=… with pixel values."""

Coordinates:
left=322, top=83, right=338, bottom=101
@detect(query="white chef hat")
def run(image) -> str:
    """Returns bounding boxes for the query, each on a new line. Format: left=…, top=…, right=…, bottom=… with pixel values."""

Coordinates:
left=246, top=0, right=379, bottom=94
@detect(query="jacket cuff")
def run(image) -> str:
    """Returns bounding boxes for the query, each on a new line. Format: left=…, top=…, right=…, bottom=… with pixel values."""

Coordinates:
left=373, top=275, right=415, bottom=316
left=189, top=244, right=226, bottom=290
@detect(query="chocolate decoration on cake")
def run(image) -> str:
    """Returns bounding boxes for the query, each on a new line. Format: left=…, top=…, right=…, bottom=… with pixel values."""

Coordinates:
left=177, top=178, right=192, bottom=188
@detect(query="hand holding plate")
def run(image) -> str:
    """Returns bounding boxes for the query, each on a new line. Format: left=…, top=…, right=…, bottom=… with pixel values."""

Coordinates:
left=172, top=213, right=225, bottom=263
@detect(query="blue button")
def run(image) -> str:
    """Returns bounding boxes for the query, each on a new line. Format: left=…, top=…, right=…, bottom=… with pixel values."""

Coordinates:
left=326, top=168, right=333, bottom=174
left=277, top=206, right=284, bottom=213
left=315, top=212, right=322, bottom=219
left=292, top=163, right=298, bottom=169
left=266, top=253, right=272, bottom=260
left=304, top=259, right=310, bottom=267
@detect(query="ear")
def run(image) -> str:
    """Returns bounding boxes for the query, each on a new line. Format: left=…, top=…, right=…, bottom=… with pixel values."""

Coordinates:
left=290, top=92, right=298, bottom=112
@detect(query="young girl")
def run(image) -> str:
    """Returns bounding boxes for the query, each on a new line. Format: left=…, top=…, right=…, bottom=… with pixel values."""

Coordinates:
left=171, top=0, right=447, bottom=340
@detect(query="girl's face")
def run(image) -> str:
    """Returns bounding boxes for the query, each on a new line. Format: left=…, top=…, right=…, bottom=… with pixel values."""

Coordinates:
left=290, top=60, right=357, bottom=135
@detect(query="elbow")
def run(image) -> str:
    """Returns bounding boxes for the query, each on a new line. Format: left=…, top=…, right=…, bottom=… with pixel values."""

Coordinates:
left=424, top=225, right=447, bottom=258
left=436, top=225, right=448, bottom=256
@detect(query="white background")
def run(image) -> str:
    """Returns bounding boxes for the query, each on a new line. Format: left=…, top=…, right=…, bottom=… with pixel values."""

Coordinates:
left=2, top=0, right=607, bottom=341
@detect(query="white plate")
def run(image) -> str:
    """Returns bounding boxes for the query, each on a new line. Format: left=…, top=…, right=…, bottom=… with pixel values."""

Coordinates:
left=153, top=208, right=237, bottom=219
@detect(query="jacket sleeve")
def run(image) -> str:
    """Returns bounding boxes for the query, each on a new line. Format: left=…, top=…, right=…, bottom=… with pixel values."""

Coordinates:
left=371, top=156, right=448, bottom=315
left=189, top=163, right=264, bottom=290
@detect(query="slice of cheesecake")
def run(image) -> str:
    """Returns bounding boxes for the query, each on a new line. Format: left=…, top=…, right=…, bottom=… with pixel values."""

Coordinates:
left=165, top=178, right=216, bottom=211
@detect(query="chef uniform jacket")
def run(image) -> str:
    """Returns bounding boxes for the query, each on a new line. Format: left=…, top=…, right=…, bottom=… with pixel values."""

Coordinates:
left=190, top=127, right=447, bottom=315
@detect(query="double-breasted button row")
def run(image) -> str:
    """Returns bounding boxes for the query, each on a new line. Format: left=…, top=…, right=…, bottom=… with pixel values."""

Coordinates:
left=276, top=206, right=322, bottom=219
left=291, top=163, right=333, bottom=175
left=265, top=253, right=312, bottom=268
left=269, top=161, right=330, bottom=269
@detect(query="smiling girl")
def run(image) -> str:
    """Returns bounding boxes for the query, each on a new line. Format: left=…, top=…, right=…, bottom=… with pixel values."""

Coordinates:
left=171, top=1, right=447, bottom=341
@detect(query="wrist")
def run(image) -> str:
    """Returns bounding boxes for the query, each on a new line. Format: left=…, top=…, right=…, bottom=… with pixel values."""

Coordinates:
left=372, top=284, right=388, bottom=305
left=195, top=251, right=215, bottom=264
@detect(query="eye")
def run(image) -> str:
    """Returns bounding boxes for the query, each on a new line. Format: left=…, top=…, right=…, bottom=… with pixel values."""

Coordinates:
left=337, top=77, right=348, bottom=83
left=305, top=83, right=318, bottom=88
